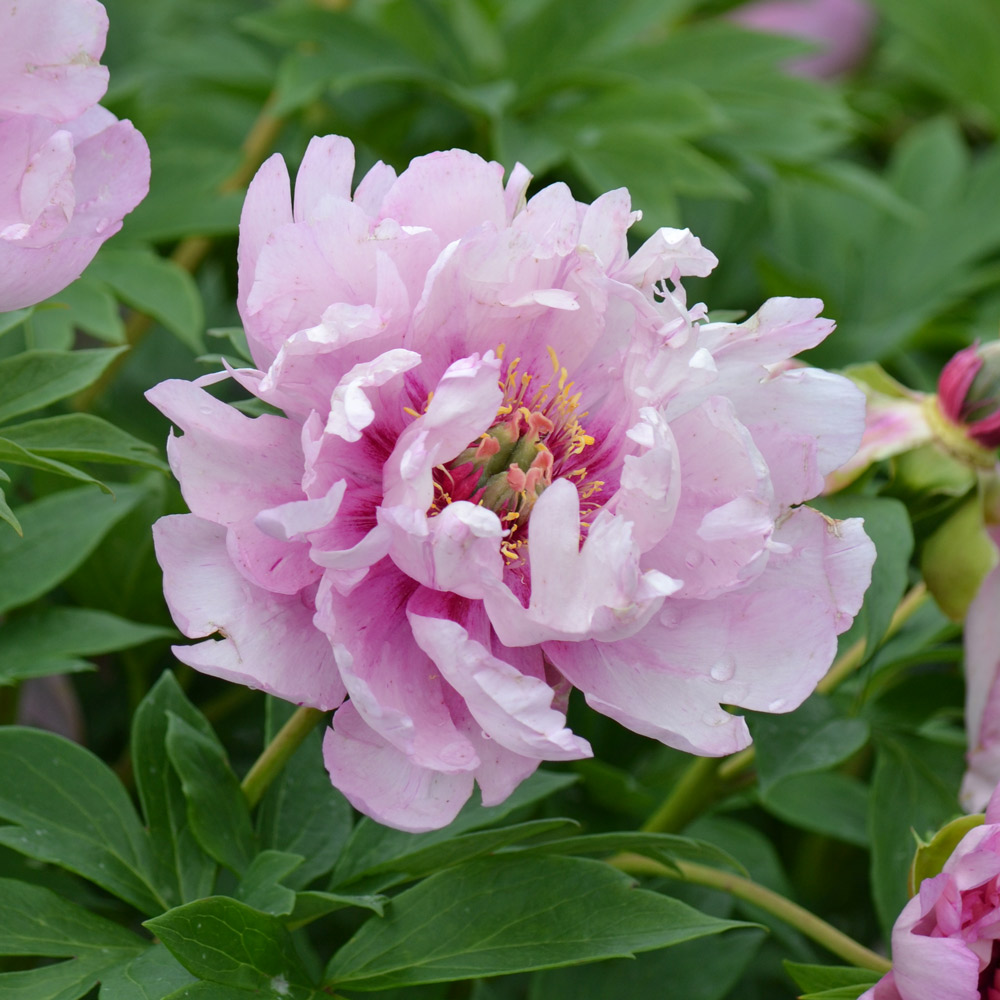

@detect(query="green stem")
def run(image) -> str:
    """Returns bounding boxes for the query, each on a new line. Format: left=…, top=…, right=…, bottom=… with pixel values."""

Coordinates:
left=641, top=755, right=720, bottom=834
left=609, top=853, right=891, bottom=974
left=241, top=706, right=326, bottom=808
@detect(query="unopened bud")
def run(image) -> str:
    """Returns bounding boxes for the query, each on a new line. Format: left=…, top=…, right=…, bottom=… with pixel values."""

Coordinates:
left=937, top=341, right=1000, bottom=450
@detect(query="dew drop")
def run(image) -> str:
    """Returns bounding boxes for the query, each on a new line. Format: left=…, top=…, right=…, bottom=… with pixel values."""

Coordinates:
left=768, top=698, right=786, bottom=712
left=709, top=656, right=735, bottom=682
left=684, top=551, right=703, bottom=569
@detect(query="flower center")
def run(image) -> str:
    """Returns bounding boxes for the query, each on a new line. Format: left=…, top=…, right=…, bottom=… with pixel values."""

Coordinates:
left=429, top=347, right=604, bottom=562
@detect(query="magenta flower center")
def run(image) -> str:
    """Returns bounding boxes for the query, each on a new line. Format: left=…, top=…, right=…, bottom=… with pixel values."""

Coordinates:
left=428, top=348, right=604, bottom=561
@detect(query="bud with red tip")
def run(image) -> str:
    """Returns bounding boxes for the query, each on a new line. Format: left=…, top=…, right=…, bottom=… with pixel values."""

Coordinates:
left=937, top=342, right=1000, bottom=450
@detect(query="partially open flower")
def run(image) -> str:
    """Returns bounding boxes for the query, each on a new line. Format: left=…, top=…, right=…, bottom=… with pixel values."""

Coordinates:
left=149, top=136, right=875, bottom=831
left=0, top=0, right=150, bottom=310
left=861, top=785, right=1000, bottom=1000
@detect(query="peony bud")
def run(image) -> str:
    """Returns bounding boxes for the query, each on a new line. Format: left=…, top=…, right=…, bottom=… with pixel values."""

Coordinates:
left=937, top=342, right=1000, bottom=451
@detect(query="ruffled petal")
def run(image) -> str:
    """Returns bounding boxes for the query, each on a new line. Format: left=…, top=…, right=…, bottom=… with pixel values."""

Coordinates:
left=154, top=515, right=343, bottom=710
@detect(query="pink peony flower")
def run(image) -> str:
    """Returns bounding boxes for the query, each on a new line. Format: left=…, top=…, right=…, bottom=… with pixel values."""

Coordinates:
left=962, top=525, right=1000, bottom=814
left=149, top=136, right=875, bottom=831
left=0, top=0, right=150, bottom=311
left=730, top=0, right=875, bottom=79
left=861, top=785, right=1000, bottom=1000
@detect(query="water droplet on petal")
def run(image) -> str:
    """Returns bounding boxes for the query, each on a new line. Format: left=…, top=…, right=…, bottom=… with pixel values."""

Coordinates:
left=710, top=656, right=735, bottom=682
left=684, top=551, right=703, bottom=569
left=768, top=698, right=786, bottom=712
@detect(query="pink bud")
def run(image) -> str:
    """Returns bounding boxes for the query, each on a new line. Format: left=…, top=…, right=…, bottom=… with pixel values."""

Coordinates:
left=938, top=343, right=1000, bottom=450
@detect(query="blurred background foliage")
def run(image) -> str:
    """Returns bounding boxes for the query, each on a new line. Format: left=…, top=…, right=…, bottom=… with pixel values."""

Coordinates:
left=2, top=1, right=999, bottom=997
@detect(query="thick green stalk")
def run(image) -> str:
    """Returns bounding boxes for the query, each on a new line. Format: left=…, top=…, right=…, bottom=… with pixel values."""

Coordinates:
left=241, top=705, right=326, bottom=808
left=609, top=853, right=891, bottom=974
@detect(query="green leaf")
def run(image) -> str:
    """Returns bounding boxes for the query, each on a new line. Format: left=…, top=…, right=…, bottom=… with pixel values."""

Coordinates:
left=235, top=850, right=302, bottom=916
left=0, top=435, right=111, bottom=490
left=256, top=697, right=353, bottom=890
left=877, top=0, right=1000, bottom=130
left=99, top=944, right=198, bottom=1000
left=799, top=987, right=879, bottom=1000
left=921, top=495, right=997, bottom=620
left=528, top=926, right=764, bottom=1000
left=145, top=897, right=315, bottom=997
left=0, top=958, right=122, bottom=1000
left=0, top=348, right=125, bottom=425
left=165, top=712, right=256, bottom=875
left=325, top=854, right=749, bottom=990
left=519, top=830, right=745, bottom=874
left=37, top=277, right=127, bottom=345
left=0, top=728, right=165, bottom=914
left=331, top=770, right=577, bottom=887
left=0, top=876, right=146, bottom=955
left=87, top=248, right=205, bottom=353
left=0, top=413, right=167, bottom=470
left=869, top=734, right=964, bottom=937
left=0, top=307, right=32, bottom=338
left=289, top=890, right=386, bottom=927
left=784, top=962, right=882, bottom=994
left=0, top=483, right=147, bottom=613
left=132, top=673, right=219, bottom=908
left=0, top=485, right=21, bottom=534
left=749, top=694, right=871, bottom=792
left=759, top=772, right=870, bottom=848
left=0, top=607, right=174, bottom=684
left=0, top=877, right=145, bottom=999
left=336, top=819, right=575, bottom=892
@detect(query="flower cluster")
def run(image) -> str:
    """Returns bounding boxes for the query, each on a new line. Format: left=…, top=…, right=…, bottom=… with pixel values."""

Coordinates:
left=149, top=136, right=875, bottom=831
left=863, top=788, right=1000, bottom=1000
left=0, top=0, right=150, bottom=311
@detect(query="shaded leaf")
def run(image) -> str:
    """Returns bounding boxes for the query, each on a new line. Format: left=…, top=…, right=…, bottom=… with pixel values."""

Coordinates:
left=0, top=728, right=165, bottom=914
left=145, top=897, right=315, bottom=998
left=132, top=672, right=219, bottom=908
left=0, top=483, right=147, bottom=613
left=326, top=854, right=750, bottom=990
left=0, top=348, right=125, bottom=425
left=165, top=712, right=256, bottom=875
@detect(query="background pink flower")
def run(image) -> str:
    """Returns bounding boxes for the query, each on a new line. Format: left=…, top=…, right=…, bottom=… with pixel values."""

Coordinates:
left=0, top=0, right=149, bottom=310
left=861, top=785, right=1000, bottom=1000
left=150, top=136, right=875, bottom=831
left=730, top=0, right=876, bottom=78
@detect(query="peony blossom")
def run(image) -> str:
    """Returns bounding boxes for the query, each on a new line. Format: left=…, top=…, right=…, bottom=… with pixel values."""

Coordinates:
left=861, top=785, right=1000, bottom=1000
left=962, top=524, right=1000, bottom=814
left=730, top=0, right=875, bottom=79
left=0, top=0, right=150, bottom=311
left=149, top=136, right=875, bottom=832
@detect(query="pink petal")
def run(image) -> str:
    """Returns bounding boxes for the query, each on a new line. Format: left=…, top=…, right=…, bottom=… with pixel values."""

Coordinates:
left=377, top=148, right=507, bottom=244
left=317, top=563, right=480, bottom=773
left=153, top=515, right=343, bottom=710
left=484, top=478, right=680, bottom=646
left=323, top=702, right=473, bottom=833
left=293, top=134, right=355, bottom=223
left=408, top=590, right=592, bottom=761
left=146, top=379, right=304, bottom=525
left=961, top=527, right=1000, bottom=812
left=0, top=0, right=109, bottom=120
